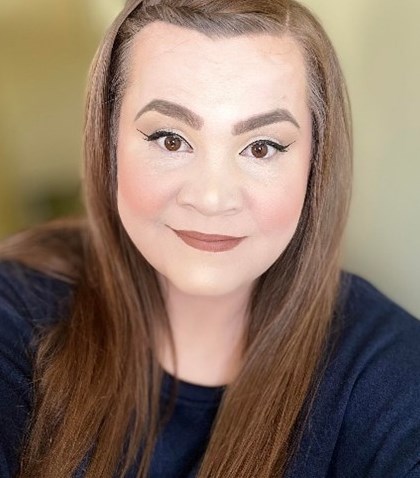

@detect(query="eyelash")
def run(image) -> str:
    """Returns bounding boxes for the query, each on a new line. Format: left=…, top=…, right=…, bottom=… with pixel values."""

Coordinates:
left=140, top=130, right=193, bottom=151
left=137, top=129, right=294, bottom=160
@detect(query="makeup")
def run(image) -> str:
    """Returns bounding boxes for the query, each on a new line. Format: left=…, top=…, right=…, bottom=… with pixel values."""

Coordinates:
left=117, top=23, right=312, bottom=296
left=171, top=229, right=245, bottom=253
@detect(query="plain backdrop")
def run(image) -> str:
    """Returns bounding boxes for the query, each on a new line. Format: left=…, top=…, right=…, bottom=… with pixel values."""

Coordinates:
left=0, top=0, right=419, bottom=317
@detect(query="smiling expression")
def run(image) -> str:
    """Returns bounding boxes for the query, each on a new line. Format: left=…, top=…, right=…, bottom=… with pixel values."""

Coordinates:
left=116, top=21, right=312, bottom=297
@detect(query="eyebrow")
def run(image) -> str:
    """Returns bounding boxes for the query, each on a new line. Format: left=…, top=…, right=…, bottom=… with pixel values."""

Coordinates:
left=134, top=99, right=300, bottom=134
left=135, top=99, right=204, bottom=130
left=233, top=109, right=300, bottom=134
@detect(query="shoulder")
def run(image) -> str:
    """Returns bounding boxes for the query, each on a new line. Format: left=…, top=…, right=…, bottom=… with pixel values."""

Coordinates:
left=0, top=260, right=73, bottom=325
left=330, top=274, right=420, bottom=478
left=288, top=272, right=420, bottom=477
left=330, top=273, right=420, bottom=476
left=0, top=260, right=73, bottom=352
left=340, top=271, right=419, bottom=329
left=335, top=271, right=420, bottom=360
left=336, top=272, right=420, bottom=388
left=0, top=261, right=72, bottom=476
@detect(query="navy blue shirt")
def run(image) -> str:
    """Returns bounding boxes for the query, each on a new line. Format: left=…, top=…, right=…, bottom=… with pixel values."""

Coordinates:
left=1, top=261, right=420, bottom=477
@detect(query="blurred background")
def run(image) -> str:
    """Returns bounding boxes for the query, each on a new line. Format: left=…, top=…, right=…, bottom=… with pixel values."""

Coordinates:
left=0, top=0, right=419, bottom=317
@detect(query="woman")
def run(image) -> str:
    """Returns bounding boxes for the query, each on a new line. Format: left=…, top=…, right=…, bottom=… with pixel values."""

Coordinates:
left=1, top=1, right=419, bottom=477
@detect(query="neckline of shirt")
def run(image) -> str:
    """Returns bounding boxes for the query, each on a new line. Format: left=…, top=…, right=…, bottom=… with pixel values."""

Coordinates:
left=161, top=369, right=227, bottom=405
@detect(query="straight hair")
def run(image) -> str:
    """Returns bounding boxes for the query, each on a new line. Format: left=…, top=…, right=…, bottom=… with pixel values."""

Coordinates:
left=0, top=0, right=352, bottom=476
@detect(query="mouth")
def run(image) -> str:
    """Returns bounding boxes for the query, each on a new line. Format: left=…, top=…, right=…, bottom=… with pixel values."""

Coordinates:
left=169, top=227, right=246, bottom=252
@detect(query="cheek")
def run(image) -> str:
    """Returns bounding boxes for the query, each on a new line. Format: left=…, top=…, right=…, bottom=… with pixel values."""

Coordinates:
left=117, top=158, right=170, bottom=219
left=254, top=176, right=309, bottom=237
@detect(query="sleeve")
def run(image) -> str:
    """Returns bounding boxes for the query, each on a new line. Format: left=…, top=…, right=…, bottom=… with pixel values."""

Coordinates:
left=0, top=275, right=34, bottom=477
left=405, top=463, right=420, bottom=478
left=0, top=262, right=72, bottom=476
left=330, top=309, right=420, bottom=478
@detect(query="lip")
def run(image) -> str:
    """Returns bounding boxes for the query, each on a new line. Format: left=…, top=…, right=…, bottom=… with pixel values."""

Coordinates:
left=170, top=228, right=245, bottom=252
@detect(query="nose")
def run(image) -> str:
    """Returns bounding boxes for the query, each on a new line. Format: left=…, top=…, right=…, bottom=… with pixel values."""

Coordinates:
left=176, top=155, right=244, bottom=216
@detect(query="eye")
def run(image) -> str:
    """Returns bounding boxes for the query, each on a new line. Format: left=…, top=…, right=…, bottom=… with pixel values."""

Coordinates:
left=138, top=129, right=193, bottom=153
left=240, top=140, right=294, bottom=160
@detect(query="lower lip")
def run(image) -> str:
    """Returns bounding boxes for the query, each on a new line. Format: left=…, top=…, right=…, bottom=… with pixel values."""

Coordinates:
left=173, top=231, right=245, bottom=252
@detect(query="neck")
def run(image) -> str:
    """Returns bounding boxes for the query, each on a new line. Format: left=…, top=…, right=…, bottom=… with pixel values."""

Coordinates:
left=157, top=278, right=252, bottom=386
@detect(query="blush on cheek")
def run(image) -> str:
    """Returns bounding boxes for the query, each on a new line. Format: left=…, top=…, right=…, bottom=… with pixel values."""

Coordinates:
left=117, top=166, right=166, bottom=219
left=256, top=190, right=306, bottom=236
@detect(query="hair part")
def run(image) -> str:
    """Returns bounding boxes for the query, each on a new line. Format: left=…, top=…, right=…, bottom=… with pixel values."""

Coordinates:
left=3, top=1, right=352, bottom=477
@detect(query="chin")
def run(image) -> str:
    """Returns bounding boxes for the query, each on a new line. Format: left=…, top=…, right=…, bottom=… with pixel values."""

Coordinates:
left=163, top=273, right=249, bottom=298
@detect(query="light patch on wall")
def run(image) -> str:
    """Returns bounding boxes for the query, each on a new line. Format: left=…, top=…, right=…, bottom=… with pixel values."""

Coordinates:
left=86, top=0, right=125, bottom=30
left=0, top=0, right=20, bottom=17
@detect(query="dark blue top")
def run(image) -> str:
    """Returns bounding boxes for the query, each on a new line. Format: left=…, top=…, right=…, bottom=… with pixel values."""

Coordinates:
left=0, top=261, right=420, bottom=477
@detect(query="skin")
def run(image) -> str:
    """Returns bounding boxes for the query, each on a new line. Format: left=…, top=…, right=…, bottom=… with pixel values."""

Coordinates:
left=117, top=22, right=312, bottom=386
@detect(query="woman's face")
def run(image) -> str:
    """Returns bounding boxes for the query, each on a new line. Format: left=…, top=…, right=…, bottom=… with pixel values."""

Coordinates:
left=117, top=22, right=312, bottom=297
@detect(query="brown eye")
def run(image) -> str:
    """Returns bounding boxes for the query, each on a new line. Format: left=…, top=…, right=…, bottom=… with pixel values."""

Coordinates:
left=138, top=129, right=193, bottom=154
left=240, top=139, right=291, bottom=161
left=251, top=142, right=269, bottom=159
left=164, top=135, right=182, bottom=151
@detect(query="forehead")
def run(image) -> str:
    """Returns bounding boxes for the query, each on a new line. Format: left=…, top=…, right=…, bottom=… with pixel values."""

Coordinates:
left=123, top=21, right=308, bottom=119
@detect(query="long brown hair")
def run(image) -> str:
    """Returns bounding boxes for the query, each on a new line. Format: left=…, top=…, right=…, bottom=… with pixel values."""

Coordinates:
left=1, top=1, right=352, bottom=476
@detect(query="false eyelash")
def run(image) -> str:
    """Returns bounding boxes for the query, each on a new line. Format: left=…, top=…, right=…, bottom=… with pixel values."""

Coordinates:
left=137, top=129, right=172, bottom=141
left=138, top=129, right=184, bottom=143
left=137, top=129, right=295, bottom=157
left=249, top=139, right=295, bottom=153
left=137, top=129, right=194, bottom=150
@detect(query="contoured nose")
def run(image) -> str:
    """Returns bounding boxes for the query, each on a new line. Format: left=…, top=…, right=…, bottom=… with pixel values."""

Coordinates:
left=176, top=152, right=244, bottom=217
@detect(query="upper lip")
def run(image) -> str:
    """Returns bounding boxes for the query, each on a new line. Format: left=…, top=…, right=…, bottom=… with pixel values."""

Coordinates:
left=171, top=228, right=244, bottom=241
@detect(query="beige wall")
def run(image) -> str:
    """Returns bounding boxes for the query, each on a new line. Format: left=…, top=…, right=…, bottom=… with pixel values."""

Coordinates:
left=302, top=0, right=420, bottom=317
left=0, top=1, right=419, bottom=316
